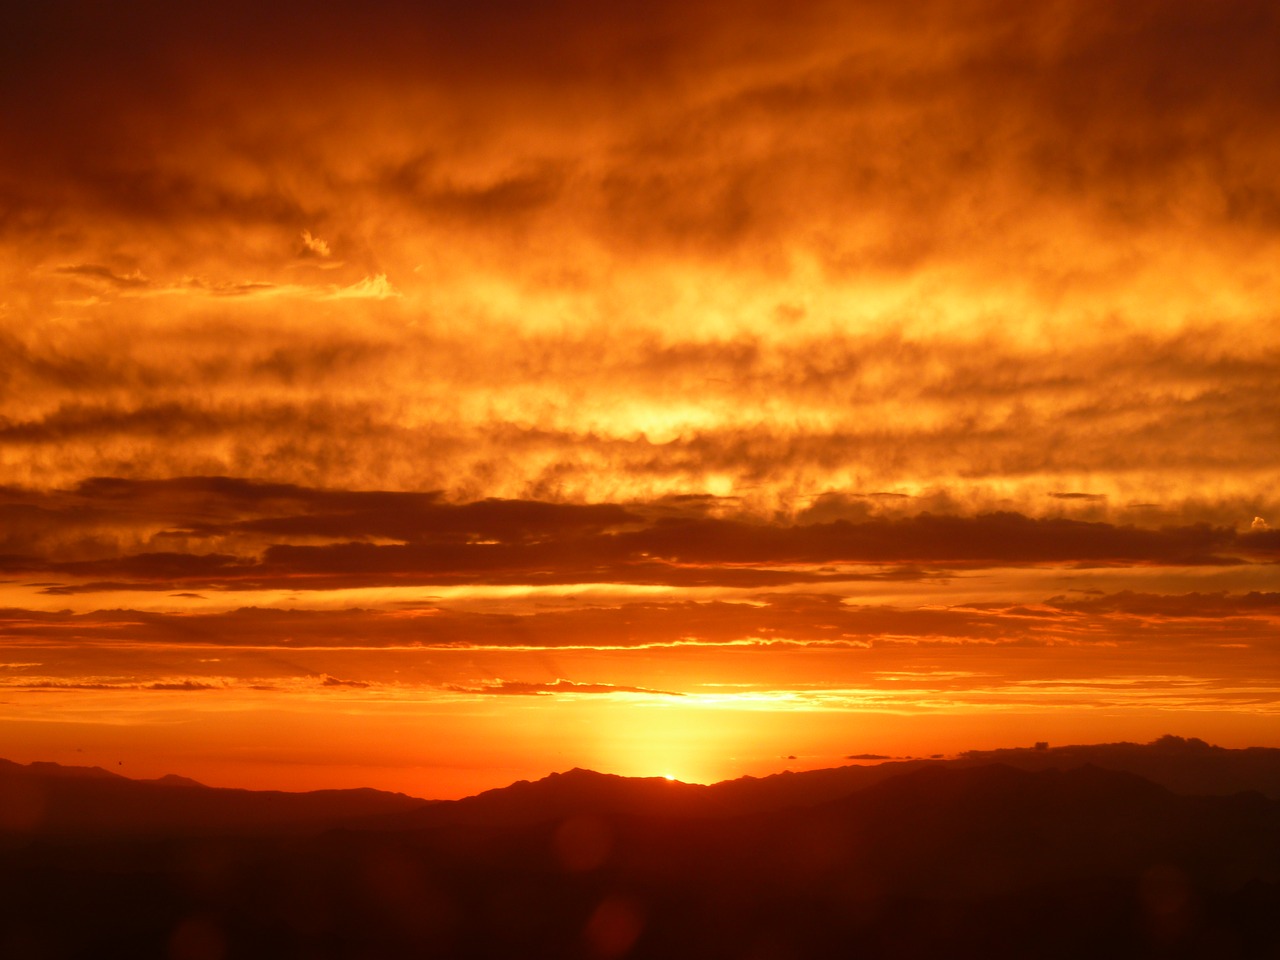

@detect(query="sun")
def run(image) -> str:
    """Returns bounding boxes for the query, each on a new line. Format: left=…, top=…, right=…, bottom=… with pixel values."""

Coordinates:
left=663, top=774, right=677, bottom=781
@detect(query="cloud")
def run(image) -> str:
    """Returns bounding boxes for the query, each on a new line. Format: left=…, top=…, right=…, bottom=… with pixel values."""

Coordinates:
left=300, top=230, right=331, bottom=258
left=9, top=678, right=221, bottom=691
left=1044, top=591, right=1280, bottom=618
left=1, top=589, right=1276, bottom=716
left=320, top=274, right=400, bottom=300
left=54, top=264, right=151, bottom=288
left=1239, top=526, right=1280, bottom=559
left=168, top=274, right=399, bottom=302
left=8, top=1, right=1280, bottom=286
left=2, top=588, right=1275, bottom=657
left=447, top=679, right=684, bottom=697
left=0, top=478, right=649, bottom=577
left=0, top=305, right=1276, bottom=511
left=379, top=158, right=564, bottom=225
left=1, top=482, right=1274, bottom=593
left=320, top=675, right=370, bottom=688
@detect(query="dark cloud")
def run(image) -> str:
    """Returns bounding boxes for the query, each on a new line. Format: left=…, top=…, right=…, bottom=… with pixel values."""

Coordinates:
left=0, top=329, right=395, bottom=399
left=1045, top=591, right=1280, bottom=618
left=447, top=679, right=684, bottom=697
left=0, top=479, right=645, bottom=574
left=5, top=0, right=1279, bottom=266
left=2, top=590, right=1274, bottom=656
left=0, top=401, right=393, bottom=449
left=10, top=679, right=220, bottom=691
left=43, top=552, right=250, bottom=585
left=606, top=513, right=1250, bottom=569
left=71, top=478, right=637, bottom=540
left=320, top=675, right=371, bottom=688
left=1239, top=527, right=1280, bottom=559
left=1, top=494, right=1271, bottom=591
left=229, top=497, right=639, bottom=543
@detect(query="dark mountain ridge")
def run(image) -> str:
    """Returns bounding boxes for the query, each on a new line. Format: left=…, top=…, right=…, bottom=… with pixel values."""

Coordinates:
left=2, top=743, right=1279, bottom=958
left=955, top=734, right=1280, bottom=799
left=0, top=757, right=429, bottom=839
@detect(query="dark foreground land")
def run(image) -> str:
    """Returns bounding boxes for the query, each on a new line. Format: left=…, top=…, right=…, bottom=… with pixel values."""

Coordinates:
left=2, top=737, right=1279, bottom=959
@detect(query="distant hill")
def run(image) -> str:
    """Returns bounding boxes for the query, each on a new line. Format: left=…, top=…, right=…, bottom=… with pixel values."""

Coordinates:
left=955, top=734, right=1280, bottom=799
left=0, top=758, right=430, bottom=838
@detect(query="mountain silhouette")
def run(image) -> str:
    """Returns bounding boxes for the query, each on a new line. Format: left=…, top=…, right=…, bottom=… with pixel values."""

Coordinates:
left=0, top=757, right=428, bottom=838
left=2, top=742, right=1279, bottom=958
left=955, top=735, right=1280, bottom=799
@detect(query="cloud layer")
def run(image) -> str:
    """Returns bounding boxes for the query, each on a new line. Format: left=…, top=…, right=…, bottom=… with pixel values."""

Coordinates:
left=2, top=1, right=1278, bottom=787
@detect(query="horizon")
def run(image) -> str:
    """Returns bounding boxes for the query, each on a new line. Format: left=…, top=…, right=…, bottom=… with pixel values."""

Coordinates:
left=2, top=732, right=1259, bottom=802
left=2, top=1, right=1279, bottom=804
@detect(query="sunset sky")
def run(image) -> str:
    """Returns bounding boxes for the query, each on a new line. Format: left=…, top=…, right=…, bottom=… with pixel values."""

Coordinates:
left=1, top=0, right=1277, bottom=798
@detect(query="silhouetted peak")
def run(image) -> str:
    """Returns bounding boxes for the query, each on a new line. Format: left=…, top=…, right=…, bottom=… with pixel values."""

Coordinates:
left=944, top=737, right=1280, bottom=799
left=0, top=758, right=430, bottom=839
left=418, top=766, right=711, bottom=829
left=544, top=768, right=683, bottom=785
left=1151, top=734, right=1215, bottom=753
left=547, top=767, right=609, bottom=781
left=145, top=773, right=206, bottom=788
left=1, top=759, right=124, bottom=780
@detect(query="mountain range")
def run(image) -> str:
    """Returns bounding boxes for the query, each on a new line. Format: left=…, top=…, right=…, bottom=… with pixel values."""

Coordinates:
left=2, top=737, right=1278, bottom=958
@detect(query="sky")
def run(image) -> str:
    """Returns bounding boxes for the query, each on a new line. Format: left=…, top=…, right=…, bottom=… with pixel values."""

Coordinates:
left=1, top=0, right=1278, bottom=798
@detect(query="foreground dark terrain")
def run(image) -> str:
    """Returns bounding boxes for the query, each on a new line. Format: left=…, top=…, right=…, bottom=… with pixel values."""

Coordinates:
left=2, top=738, right=1278, bottom=959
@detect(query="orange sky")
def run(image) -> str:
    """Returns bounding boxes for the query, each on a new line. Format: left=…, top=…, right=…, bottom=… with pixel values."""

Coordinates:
left=1, top=0, right=1277, bottom=798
